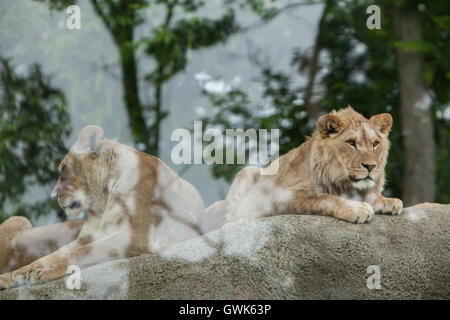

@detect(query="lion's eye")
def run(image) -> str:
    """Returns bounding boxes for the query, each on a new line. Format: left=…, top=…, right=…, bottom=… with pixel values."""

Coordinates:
left=373, top=141, right=380, bottom=148
left=346, top=139, right=357, bottom=148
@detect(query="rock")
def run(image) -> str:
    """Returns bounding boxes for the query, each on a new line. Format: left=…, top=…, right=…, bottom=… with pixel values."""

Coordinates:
left=0, top=204, right=449, bottom=299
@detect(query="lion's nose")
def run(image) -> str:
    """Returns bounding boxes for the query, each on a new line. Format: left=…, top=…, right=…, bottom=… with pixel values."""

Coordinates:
left=51, top=191, right=58, bottom=201
left=362, top=163, right=376, bottom=172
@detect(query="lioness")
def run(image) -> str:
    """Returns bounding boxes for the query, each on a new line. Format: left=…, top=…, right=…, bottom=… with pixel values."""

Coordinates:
left=205, top=107, right=403, bottom=229
left=0, top=125, right=205, bottom=289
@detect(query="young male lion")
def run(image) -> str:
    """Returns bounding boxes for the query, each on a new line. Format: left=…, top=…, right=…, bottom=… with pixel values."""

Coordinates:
left=0, top=126, right=205, bottom=289
left=205, top=107, right=403, bottom=230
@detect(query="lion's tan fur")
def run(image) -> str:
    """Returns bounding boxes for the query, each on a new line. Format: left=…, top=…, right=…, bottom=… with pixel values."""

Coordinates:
left=205, top=107, right=403, bottom=231
left=0, top=126, right=205, bottom=289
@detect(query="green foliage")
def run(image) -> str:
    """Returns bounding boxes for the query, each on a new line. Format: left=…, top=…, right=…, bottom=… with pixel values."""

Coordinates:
left=31, top=0, right=294, bottom=158
left=87, top=0, right=248, bottom=155
left=203, top=0, right=450, bottom=202
left=318, top=0, right=450, bottom=201
left=0, top=57, right=71, bottom=222
left=33, top=0, right=74, bottom=10
left=146, top=9, right=238, bottom=84
left=201, top=65, right=310, bottom=182
left=225, top=0, right=278, bottom=20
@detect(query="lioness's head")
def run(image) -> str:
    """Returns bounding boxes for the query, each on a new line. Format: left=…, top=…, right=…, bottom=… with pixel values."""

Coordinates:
left=314, top=107, right=392, bottom=192
left=51, top=125, right=107, bottom=218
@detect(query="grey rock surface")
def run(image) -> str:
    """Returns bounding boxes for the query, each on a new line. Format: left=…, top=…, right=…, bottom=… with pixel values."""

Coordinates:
left=0, top=204, right=449, bottom=300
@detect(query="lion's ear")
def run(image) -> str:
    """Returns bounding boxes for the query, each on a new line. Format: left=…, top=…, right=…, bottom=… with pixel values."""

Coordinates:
left=73, top=125, right=104, bottom=155
left=370, top=113, right=392, bottom=136
left=317, top=114, right=345, bottom=138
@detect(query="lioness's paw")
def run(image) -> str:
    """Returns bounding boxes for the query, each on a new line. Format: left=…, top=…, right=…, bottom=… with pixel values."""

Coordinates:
left=9, top=266, right=32, bottom=287
left=376, top=197, right=403, bottom=215
left=23, top=264, right=67, bottom=285
left=24, top=267, right=44, bottom=284
left=0, top=264, right=67, bottom=289
left=336, top=201, right=374, bottom=224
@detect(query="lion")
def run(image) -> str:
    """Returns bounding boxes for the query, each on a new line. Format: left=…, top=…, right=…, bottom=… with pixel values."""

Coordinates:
left=0, top=125, right=205, bottom=289
left=204, top=107, right=403, bottom=231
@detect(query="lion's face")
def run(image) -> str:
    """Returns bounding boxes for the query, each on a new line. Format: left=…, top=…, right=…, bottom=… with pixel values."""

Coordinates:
left=51, top=126, right=106, bottom=218
left=316, top=107, right=392, bottom=191
left=52, top=153, right=89, bottom=218
left=331, top=121, right=388, bottom=190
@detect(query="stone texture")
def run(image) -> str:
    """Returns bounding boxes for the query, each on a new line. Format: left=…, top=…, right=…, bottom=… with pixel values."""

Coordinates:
left=0, top=204, right=448, bottom=300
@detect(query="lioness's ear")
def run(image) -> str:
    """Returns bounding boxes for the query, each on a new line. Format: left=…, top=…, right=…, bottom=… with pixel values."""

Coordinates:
left=370, top=113, right=392, bottom=136
left=317, top=114, right=345, bottom=138
left=73, top=125, right=104, bottom=155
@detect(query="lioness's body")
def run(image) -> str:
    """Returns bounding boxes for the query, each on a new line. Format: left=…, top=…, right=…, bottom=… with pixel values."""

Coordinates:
left=0, top=126, right=205, bottom=289
left=205, top=107, right=403, bottom=230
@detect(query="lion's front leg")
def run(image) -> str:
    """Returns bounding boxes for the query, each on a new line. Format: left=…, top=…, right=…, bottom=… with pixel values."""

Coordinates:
left=0, top=239, right=82, bottom=289
left=365, top=193, right=403, bottom=215
left=1, top=231, right=138, bottom=289
left=285, top=190, right=375, bottom=223
left=24, top=263, right=68, bottom=284
left=0, top=262, right=68, bottom=289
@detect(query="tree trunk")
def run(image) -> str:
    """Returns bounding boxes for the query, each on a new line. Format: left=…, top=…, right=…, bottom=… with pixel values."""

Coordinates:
left=91, top=0, right=152, bottom=154
left=302, top=30, right=322, bottom=122
left=301, top=0, right=332, bottom=121
left=393, top=6, right=435, bottom=205
left=117, top=38, right=150, bottom=152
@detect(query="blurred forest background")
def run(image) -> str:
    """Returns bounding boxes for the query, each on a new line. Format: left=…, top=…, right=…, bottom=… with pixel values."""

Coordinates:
left=0, top=0, right=449, bottom=224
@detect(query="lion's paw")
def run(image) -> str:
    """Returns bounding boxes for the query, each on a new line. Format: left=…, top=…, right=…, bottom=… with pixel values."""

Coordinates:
left=376, top=197, right=403, bottom=215
left=23, top=264, right=67, bottom=285
left=0, top=264, right=67, bottom=290
left=336, top=201, right=375, bottom=224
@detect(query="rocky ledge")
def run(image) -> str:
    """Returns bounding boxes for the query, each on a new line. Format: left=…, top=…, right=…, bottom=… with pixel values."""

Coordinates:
left=0, top=203, right=448, bottom=299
